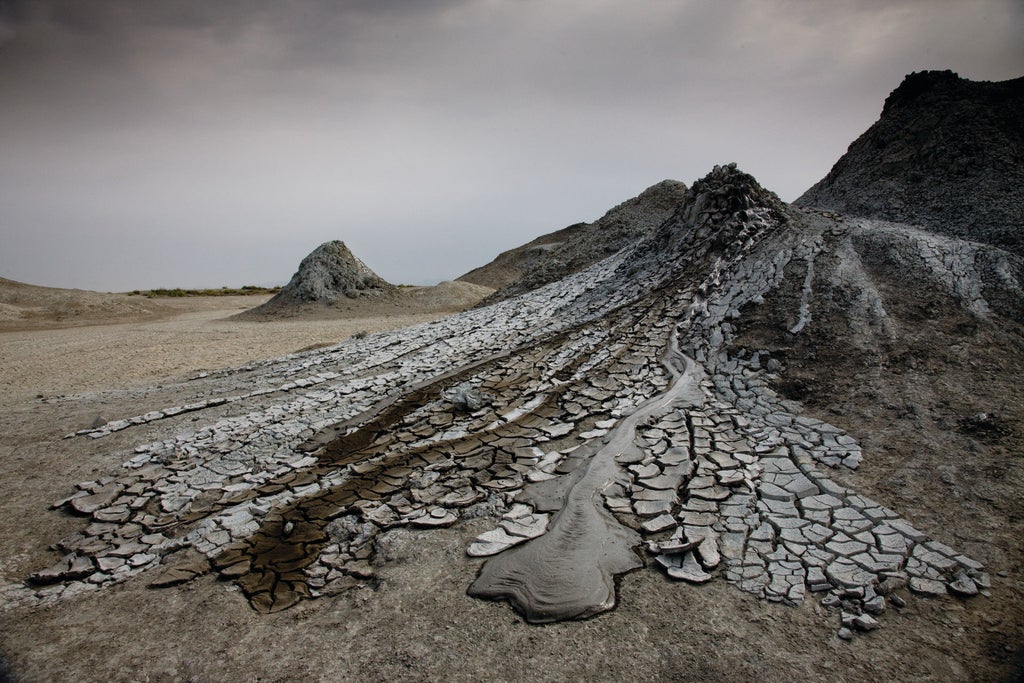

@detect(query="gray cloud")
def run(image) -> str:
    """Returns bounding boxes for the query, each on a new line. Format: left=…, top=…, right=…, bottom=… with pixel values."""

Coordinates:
left=1, top=0, right=1022, bottom=290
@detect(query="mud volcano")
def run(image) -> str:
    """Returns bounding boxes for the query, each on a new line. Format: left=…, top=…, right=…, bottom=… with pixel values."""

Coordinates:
left=19, top=160, right=1016, bottom=642
left=243, top=240, right=395, bottom=317
left=797, top=70, right=1024, bottom=254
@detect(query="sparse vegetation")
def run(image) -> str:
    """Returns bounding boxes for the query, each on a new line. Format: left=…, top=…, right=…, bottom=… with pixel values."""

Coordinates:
left=130, top=286, right=281, bottom=298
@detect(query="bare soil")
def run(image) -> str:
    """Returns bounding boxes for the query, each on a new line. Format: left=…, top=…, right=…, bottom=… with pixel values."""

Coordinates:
left=730, top=234, right=1024, bottom=682
left=0, top=295, right=450, bottom=406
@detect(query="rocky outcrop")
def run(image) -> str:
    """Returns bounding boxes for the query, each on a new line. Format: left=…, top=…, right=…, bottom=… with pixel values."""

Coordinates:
left=245, top=241, right=395, bottom=316
left=797, top=70, right=1024, bottom=254
left=641, top=163, right=791, bottom=271
left=459, top=179, right=688, bottom=301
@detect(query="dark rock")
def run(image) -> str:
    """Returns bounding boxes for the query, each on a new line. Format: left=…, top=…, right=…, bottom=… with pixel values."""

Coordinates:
left=957, top=412, right=1009, bottom=437
left=853, top=613, right=880, bottom=631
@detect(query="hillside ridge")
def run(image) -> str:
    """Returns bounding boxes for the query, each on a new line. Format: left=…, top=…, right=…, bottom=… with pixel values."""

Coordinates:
left=797, top=70, right=1024, bottom=254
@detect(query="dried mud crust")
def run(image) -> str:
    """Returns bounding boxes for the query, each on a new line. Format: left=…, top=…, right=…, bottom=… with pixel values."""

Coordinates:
left=0, top=429, right=1009, bottom=683
left=0, top=386, right=1015, bottom=683
left=730, top=223, right=1024, bottom=676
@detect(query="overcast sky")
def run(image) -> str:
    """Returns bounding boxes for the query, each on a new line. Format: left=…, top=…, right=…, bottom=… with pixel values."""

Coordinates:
left=1, top=1, right=1022, bottom=291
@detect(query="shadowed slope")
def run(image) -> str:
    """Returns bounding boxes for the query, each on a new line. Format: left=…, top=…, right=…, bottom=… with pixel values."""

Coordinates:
left=797, top=70, right=1024, bottom=254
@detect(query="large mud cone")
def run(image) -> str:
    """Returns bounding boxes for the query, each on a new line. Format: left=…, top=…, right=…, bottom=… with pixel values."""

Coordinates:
left=246, top=241, right=395, bottom=316
left=797, top=70, right=1024, bottom=255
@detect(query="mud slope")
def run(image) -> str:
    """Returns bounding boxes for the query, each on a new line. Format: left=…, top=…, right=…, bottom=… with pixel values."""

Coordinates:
left=797, top=70, right=1024, bottom=254
left=0, top=276, right=176, bottom=330
left=458, top=179, right=687, bottom=301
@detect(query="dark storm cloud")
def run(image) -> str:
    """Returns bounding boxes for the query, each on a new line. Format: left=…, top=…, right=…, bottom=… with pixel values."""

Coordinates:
left=1, top=1, right=1022, bottom=290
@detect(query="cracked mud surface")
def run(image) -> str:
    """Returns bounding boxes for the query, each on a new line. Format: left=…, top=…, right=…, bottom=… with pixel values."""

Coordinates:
left=1, top=167, right=1022, bottom=681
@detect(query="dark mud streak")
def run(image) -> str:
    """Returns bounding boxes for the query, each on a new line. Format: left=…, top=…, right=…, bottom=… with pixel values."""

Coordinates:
left=195, top=325, right=608, bottom=612
left=151, top=330, right=567, bottom=530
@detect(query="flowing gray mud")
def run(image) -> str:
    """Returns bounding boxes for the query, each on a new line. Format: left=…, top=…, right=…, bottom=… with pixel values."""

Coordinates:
left=469, top=330, right=704, bottom=622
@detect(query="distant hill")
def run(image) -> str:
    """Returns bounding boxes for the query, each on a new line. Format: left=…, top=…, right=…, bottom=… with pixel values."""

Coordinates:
left=0, top=276, right=176, bottom=330
left=458, top=179, right=688, bottom=302
left=797, top=70, right=1024, bottom=254
left=240, top=241, right=491, bottom=319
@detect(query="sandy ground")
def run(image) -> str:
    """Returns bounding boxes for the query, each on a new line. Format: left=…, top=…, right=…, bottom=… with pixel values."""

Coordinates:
left=0, top=296, right=448, bottom=406
left=0, top=295, right=1021, bottom=682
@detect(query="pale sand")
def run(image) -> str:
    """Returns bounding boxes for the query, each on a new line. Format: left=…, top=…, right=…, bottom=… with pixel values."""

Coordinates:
left=0, top=295, right=450, bottom=406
